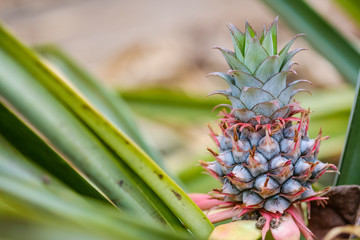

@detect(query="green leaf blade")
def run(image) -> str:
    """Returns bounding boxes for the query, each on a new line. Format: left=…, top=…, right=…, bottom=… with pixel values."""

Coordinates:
left=0, top=23, right=211, bottom=236
left=336, top=74, right=360, bottom=185
left=0, top=138, right=190, bottom=240
left=36, top=45, right=164, bottom=167
left=0, top=24, right=183, bottom=229
left=0, top=100, right=107, bottom=202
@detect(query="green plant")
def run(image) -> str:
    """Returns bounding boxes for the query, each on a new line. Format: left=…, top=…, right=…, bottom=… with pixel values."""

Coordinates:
left=0, top=23, right=212, bottom=239
left=190, top=19, right=337, bottom=240
left=0, top=4, right=359, bottom=240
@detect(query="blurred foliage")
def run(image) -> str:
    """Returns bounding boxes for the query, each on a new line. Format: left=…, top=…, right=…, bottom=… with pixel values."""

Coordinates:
left=119, top=88, right=222, bottom=125
left=262, top=0, right=360, bottom=85
left=36, top=45, right=164, bottom=167
left=334, top=0, right=360, bottom=27
left=0, top=136, right=190, bottom=240
left=0, top=24, right=212, bottom=239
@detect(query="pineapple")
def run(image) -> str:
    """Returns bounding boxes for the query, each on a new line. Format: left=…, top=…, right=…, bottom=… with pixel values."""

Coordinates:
left=197, top=18, right=338, bottom=239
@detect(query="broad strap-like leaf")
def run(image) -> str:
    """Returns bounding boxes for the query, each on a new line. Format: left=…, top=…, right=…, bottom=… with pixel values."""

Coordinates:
left=0, top=24, right=183, bottom=230
left=0, top=51, right=181, bottom=226
left=0, top=138, right=190, bottom=240
left=336, top=74, right=360, bottom=185
left=36, top=45, right=165, bottom=168
left=0, top=23, right=213, bottom=238
left=0, top=99, right=106, bottom=202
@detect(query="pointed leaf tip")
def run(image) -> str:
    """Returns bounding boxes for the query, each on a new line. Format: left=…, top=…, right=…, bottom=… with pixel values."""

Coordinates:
left=227, top=23, right=245, bottom=61
left=261, top=17, right=279, bottom=55
left=279, top=34, right=305, bottom=65
left=245, top=20, right=257, bottom=38
left=215, top=46, right=250, bottom=73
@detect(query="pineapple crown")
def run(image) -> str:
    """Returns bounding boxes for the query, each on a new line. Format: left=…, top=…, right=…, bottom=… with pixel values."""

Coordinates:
left=209, top=17, right=310, bottom=121
left=191, top=18, right=339, bottom=240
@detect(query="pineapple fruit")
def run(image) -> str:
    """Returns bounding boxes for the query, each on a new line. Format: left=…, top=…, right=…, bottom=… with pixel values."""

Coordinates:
left=197, top=18, right=338, bottom=239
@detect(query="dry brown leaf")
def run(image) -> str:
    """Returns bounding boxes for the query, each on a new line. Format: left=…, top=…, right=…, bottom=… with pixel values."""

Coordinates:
left=309, top=185, right=360, bottom=239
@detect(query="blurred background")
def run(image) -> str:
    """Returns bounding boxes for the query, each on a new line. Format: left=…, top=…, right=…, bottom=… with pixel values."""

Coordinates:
left=1, top=0, right=359, bottom=192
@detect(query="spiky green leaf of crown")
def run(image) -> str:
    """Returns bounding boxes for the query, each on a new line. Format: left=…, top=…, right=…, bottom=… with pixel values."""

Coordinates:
left=209, top=18, right=310, bottom=121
